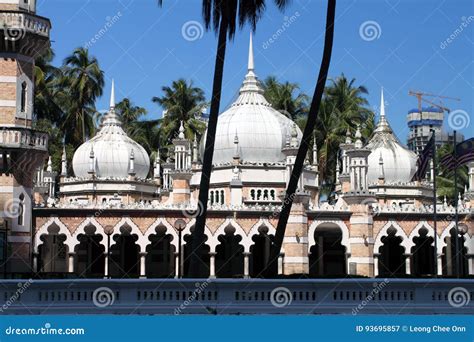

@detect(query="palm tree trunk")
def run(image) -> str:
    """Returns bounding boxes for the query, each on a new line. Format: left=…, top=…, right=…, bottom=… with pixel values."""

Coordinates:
left=265, top=0, right=336, bottom=277
left=188, top=16, right=228, bottom=277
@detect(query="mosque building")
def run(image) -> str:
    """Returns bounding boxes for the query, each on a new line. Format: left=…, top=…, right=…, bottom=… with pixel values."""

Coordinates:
left=1, top=0, right=473, bottom=280
left=30, top=36, right=474, bottom=279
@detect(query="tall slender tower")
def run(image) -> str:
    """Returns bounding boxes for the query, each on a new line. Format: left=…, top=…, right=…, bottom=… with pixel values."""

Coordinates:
left=0, top=1, right=51, bottom=273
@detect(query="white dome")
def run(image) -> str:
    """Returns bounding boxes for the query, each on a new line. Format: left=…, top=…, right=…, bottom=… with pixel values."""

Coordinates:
left=366, top=90, right=417, bottom=183
left=200, top=34, right=302, bottom=164
left=72, top=82, right=150, bottom=179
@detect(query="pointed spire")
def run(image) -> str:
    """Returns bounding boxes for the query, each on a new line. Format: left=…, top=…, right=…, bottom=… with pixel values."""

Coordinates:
left=110, top=79, right=115, bottom=109
left=374, top=87, right=392, bottom=133
left=248, top=32, right=254, bottom=72
left=380, top=87, right=385, bottom=119
left=88, top=146, right=95, bottom=175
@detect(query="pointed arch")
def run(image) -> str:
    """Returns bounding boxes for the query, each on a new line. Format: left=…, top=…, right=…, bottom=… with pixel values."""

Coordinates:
left=72, top=217, right=107, bottom=249
left=374, top=221, right=410, bottom=253
left=246, top=218, right=276, bottom=253
left=438, top=222, right=472, bottom=254
left=209, top=218, right=247, bottom=252
left=111, top=217, right=147, bottom=252
left=34, top=217, right=74, bottom=253
left=144, top=218, right=179, bottom=250
left=407, top=220, right=437, bottom=251
left=308, top=220, right=350, bottom=254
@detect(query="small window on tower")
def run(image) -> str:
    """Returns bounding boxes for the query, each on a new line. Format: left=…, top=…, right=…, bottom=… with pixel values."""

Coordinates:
left=20, top=82, right=27, bottom=112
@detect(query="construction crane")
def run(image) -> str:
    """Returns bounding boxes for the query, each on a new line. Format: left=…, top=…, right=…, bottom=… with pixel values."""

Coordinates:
left=408, top=90, right=460, bottom=114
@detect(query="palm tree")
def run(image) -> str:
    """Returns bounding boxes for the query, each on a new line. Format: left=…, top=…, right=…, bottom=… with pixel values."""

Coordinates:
left=182, top=0, right=291, bottom=278
left=152, top=79, right=207, bottom=149
left=34, top=47, right=63, bottom=123
left=315, top=74, right=375, bottom=195
left=262, top=76, right=309, bottom=120
left=62, top=47, right=104, bottom=145
left=436, top=144, right=468, bottom=202
left=267, top=0, right=337, bottom=277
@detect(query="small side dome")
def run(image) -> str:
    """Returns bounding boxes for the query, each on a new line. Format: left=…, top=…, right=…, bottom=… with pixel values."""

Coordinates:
left=72, top=80, right=150, bottom=179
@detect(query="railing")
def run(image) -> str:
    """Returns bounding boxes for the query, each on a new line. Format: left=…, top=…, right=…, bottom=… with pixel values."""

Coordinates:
left=0, top=11, right=51, bottom=38
left=0, top=127, right=48, bottom=151
left=0, top=278, right=472, bottom=315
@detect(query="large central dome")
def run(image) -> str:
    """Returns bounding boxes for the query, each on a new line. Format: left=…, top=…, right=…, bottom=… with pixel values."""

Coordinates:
left=72, top=81, right=150, bottom=179
left=366, top=90, right=417, bottom=183
left=200, top=34, right=302, bottom=164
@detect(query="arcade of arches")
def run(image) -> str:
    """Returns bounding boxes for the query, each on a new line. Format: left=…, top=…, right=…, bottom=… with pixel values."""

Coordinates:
left=34, top=219, right=473, bottom=278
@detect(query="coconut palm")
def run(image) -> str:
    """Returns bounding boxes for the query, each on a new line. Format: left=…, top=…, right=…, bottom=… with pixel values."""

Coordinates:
left=267, top=0, right=337, bottom=277
left=62, top=47, right=104, bottom=145
left=262, top=76, right=309, bottom=120
left=34, top=47, right=63, bottom=123
left=436, top=144, right=469, bottom=203
left=152, top=79, right=207, bottom=149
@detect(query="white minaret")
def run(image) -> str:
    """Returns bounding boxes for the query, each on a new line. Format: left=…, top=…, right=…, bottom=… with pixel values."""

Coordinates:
left=312, top=136, right=318, bottom=166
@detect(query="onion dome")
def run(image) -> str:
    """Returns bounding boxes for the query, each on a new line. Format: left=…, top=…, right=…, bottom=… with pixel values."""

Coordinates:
left=200, top=33, right=302, bottom=164
left=366, top=89, right=417, bottom=183
left=72, top=80, right=150, bottom=179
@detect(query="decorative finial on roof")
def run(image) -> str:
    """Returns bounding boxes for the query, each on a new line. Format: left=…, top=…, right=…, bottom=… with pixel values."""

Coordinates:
left=378, top=153, right=385, bottom=180
left=178, top=121, right=185, bottom=139
left=380, top=87, right=385, bottom=119
left=248, top=32, right=254, bottom=72
left=374, top=87, right=392, bottom=133
left=61, top=144, right=67, bottom=176
left=110, top=79, right=115, bottom=109
left=290, top=123, right=299, bottom=147
left=354, top=125, right=363, bottom=148
left=345, top=128, right=352, bottom=144
left=233, top=131, right=240, bottom=160
left=46, top=156, right=52, bottom=172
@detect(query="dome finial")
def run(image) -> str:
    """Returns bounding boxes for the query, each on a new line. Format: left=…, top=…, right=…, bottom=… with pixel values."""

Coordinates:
left=47, top=156, right=52, bottom=172
left=110, top=79, right=115, bottom=109
left=248, top=32, right=254, bottom=72
left=354, top=125, right=363, bottom=148
left=380, top=87, right=385, bottom=118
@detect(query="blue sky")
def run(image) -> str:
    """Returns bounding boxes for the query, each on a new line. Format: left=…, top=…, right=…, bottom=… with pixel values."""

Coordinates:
left=37, top=0, right=472, bottom=142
